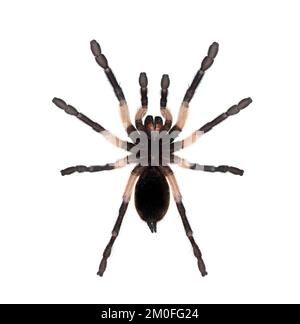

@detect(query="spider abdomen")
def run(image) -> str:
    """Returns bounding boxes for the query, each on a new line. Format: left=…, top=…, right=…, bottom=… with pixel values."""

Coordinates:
left=134, top=167, right=170, bottom=233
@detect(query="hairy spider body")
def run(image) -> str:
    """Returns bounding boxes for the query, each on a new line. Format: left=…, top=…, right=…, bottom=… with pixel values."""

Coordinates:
left=53, top=40, right=252, bottom=277
left=135, top=167, right=170, bottom=233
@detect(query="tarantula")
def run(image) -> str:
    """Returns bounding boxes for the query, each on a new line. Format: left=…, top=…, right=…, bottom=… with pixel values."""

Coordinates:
left=52, top=40, right=252, bottom=277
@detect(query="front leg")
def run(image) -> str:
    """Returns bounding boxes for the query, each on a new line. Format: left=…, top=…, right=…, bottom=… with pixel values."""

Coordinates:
left=169, top=42, right=219, bottom=139
left=160, top=74, right=173, bottom=131
left=90, top=40, right=137, bottom=138
left=135, top=72, right=148, bottom=132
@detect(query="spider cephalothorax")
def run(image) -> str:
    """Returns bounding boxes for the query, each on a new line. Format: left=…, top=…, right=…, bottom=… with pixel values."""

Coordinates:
left=53, top=40, right=252, bottom=277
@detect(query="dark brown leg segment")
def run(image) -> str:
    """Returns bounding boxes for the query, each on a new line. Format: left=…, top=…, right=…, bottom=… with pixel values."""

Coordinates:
left=160, top=74, right=169, bottom=109
left=60, top=156, right=133, bottom=176
left=90, top=40, right=137, bottom=138
left=199, top=97, right=252, bottom=134
left=171, top=155, right=244, bottom=176
left=176, top=202, right=208, bottom=276
left=135, top=72, right=148, bottom=132
left=183, top=42, right=219, bottom=104
left=169, top=42, right=219, bottom=138
left=97, top=201, right=129, bottom=276
left=90, top=40, right=125, bottom=102
left=97, top=166, right=143, bottom=276
left=160, top=74, right=173, bottom=131
left=139, top=72, right=148, bottom=108
left=171, top=97, right=252, bottom=152
left=162, top=166, right=207, bottom=276
left=52, top=97, right=133, bottom=151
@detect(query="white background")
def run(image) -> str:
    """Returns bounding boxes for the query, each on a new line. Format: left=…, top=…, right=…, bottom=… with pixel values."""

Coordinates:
left=0, top=0, right=299, bottom=304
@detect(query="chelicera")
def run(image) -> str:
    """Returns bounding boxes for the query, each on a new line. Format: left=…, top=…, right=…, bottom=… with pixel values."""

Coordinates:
left=52, top=40, right=252, bottom=277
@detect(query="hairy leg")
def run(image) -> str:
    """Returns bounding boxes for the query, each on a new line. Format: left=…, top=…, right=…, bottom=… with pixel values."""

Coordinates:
left=97, top=166, right=144, bottom=276
left=162, top=166, right=207, bottom=276
left=52, top=97, right=133, bottom=151
left=169, top=42, right=219, bottom=138
left=60, top=156, right=135, bottom=176
left=172, top=97, right=252, bottom=152
left=90, top=40, right=137, bottom=138
left=160, top=74, right=173, bottom=131
left=171, top=155, right=244, bottom=176
left=135, top=72, right=148, bottom=132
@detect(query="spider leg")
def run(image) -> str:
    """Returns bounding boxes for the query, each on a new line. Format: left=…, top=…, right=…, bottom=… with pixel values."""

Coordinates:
left=90, top=40, right=137, bottom=138
left=60, top=156, right=135, bottom=176
left=52, top=98, right=133, bottom=151
left=172, top=97, right=252, bottom=152
left=97, top=166, right=144, bottom=276
left=135, top=106, right=147, bottom=132
left=160, top=74, right=173, bottom=132
left=160, top=74, right=169, bottom=108
left=169, top=42, right=219, bottom=138
left=162, top=166, right=207, bottom=276
left=171, top=155, right=244, bottom=176
left=135, top=73, right=148, bottom=132
left=161, top=107, right=173, bottom=132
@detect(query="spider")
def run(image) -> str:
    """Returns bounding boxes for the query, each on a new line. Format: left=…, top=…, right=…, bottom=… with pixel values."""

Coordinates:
left=52, top=40, right=252, bottom=277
